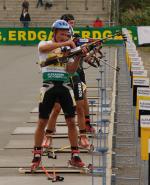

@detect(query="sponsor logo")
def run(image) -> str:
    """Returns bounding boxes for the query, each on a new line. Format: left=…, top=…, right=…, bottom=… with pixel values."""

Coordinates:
left=78, top=83, right=83, bottom=98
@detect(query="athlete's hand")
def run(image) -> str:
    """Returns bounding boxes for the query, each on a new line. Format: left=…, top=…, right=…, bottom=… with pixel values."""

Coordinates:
left=95, top=40, right=102, bottom=46
left=64, top=40, right=76, bottom=49
left=84, top=55, right=92, bottom=63
left=81, top=45, right=89, bottom=57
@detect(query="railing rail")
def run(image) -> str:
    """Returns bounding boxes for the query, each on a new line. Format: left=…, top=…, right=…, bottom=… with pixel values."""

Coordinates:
left=0, top=20, right=116, bottom=28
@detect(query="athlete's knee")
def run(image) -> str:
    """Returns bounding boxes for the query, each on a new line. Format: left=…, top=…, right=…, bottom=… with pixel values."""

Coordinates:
left=52, top=103, right=61, bottom=116
left=66, top=117, right=76, bottom=129
left=76, top=102, right=84, bottom=115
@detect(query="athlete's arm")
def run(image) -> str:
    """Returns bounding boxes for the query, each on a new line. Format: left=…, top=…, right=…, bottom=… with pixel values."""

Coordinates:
left=66, top=45, right=88, bottom=73
left=66, top=55, right=81, bottom=73
left=39, top=40, right=76, bottom=53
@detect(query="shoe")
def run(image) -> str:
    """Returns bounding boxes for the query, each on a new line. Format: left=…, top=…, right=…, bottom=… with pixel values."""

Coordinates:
left=86, top=123, right=95, bottom=133
left=42, top=135, right=52, bottom=148
left=69, top=150, right=85, bottom=168
left=31, top=149, right=42, bottom=171
left=79, top=134, right=90, bottom=148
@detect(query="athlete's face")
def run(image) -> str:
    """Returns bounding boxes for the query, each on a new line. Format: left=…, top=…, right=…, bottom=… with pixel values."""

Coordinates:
left=68, top=20, right=75, bottom=28
left=55, top=29, right=70, bottom=42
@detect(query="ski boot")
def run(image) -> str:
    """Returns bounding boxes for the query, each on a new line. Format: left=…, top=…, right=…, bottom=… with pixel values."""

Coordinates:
left=79, top=134, right=94, bottom=152
left=86, top=122, right=95, bottom=133
left=31, top=147, right=42, bottom=172
left=85, top=116, right=95, bottom=133
left=68, top=150, right=85, bottom=168
left=79, top=134, right=90, bottom=148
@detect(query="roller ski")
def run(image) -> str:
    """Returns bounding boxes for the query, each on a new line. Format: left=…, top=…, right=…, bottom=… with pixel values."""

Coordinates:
left=20, top=159, right=64, bottom=182
left=30, top=148, right=42, bottom=172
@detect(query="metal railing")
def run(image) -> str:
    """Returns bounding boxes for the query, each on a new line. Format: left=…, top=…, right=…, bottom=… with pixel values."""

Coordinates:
left=0, top=20, right=116, bottom=28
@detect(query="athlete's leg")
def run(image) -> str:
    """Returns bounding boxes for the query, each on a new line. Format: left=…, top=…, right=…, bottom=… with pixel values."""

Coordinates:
left=31, top=118, right=48, bottom=171
left=72, top=79, right=86, bottom=131
left=59, top=85, right=85, bottom=167
left=65, top=116, right=85, bottom=167
left=65, top=116, right=78, bottom=146
left=34, top=118, right=48, bottom=147
left=46, top=102, right=61, bottom=132
left=31, top=85, right=56, bottom=169
left=83, top=88, right=95, bottom=133
left=71, top=79, right=90, bottom=147
left=42, top=102, right=61, bottom=148
left=76, top=99, right=85, bottom=130
left=83, top=88, right=90, bottom=116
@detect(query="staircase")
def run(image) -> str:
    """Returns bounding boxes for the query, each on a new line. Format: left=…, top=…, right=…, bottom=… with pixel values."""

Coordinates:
left=0, top=0, right=111, bottom=27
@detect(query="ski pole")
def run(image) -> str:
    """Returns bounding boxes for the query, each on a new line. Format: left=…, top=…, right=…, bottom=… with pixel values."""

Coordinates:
left=98, top=56, right=120, bottom=72
left=41, top=165, right=64, bottom=182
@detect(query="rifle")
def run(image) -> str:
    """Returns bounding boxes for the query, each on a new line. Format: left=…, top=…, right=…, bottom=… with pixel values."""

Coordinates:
left=39, top=41, right=101, bottom=67
left=39, top=31, right=126, bottom=68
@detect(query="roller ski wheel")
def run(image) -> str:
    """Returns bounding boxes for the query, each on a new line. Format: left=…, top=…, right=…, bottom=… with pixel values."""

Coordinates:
left=47, top=152, right=57, bottom=159
left=79, top=134, right=90, bottom=148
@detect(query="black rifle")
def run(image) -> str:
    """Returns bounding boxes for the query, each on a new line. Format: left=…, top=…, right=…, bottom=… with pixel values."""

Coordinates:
left=40, top=31, right=126, bottom=68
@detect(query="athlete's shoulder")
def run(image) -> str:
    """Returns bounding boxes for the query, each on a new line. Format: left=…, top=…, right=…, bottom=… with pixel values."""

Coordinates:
left=38, top=40, right=53, bottom=49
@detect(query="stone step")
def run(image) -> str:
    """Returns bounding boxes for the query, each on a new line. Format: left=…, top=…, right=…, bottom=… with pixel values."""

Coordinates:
left=115, top=157, right=137, bottom=167
left=0, top=0, right=110, bottom=27
left=114, top=147, right=136, bottom=155
left=115, top=178, right=139, bottom=185
left=115, top=137, right=135, bottom=143
left=116, top=131, right=134, bottom=138
left=116, top=117, right=133, bottom=123
left=114, top=166, right=139, bottom=177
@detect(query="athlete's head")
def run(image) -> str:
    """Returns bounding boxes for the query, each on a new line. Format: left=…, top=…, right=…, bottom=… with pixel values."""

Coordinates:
left=60, top=14, right=75, bottom=28
left=51, top=19, right=70, bottom=42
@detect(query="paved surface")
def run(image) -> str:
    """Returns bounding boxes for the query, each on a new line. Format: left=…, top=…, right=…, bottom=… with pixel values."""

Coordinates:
left=0, top=46, right=116, bottom=185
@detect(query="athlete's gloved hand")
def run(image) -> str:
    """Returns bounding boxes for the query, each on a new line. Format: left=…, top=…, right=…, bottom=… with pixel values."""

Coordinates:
left=61, top=46, right=71, bottom=57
